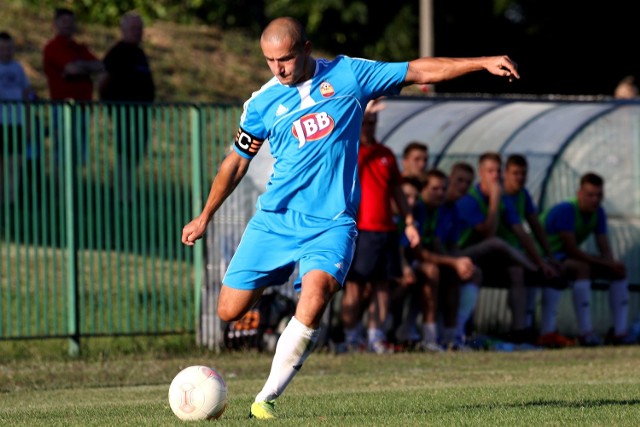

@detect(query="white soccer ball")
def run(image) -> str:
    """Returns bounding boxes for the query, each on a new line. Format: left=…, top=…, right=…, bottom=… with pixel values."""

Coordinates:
left=168, top=365, right=228, bottom=421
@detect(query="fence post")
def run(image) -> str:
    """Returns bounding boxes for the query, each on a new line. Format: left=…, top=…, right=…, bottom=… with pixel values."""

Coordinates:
left=190, top=106, right=205, bottom=344
left=63, top=102, right=80, bottom=357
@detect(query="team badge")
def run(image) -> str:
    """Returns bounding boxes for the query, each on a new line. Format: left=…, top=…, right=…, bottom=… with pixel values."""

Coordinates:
left=320, top=81, right=335, bottom=98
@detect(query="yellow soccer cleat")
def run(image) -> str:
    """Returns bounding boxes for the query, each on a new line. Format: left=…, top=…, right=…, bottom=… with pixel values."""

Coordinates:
left=250, top=400, right=277, bottom=419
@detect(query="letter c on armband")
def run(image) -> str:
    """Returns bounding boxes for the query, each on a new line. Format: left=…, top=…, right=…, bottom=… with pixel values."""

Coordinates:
left=234, top=128, right=263, bottom=158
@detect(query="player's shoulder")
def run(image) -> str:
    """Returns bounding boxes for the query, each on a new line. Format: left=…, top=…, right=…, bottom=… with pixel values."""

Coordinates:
left=314, top=55, right=359, bottom=76
left=522, top=187, right=534, bottom=198
left=547, top=200, right=574, bottom=217
left=375, top=142, right=395, bottom=156
left=317, top=55, right=381, bottom=72
left=43, top=36, right=58, bottom=52
left=241, top=78, right=282, bottom=113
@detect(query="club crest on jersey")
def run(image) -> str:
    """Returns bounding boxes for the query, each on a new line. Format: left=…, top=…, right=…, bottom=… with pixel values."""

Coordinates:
left=291, top=112, right=335, bottom=148
left=320, top=81, right=335, bottom=98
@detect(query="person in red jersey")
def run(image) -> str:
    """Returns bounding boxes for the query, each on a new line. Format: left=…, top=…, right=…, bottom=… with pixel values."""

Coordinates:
left=43, top=8, right=103, bottom=165
left=341, top=99, right=420, bottom=354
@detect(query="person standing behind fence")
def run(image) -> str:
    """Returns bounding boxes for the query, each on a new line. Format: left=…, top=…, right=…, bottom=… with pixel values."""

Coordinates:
left=540, top=172, right=631, bottom=345
left=43, top=8, right=103, bottom=165
left=0, top=31, right=36, bottom=205
left=99, top=12, right=155, bottom=202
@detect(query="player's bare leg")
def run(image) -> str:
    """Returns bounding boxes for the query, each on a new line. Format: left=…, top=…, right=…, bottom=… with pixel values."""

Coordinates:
left=341, top=279, right=369, bottom=350
left=418, top=262, right=441, bottom=351
left=217, top=285, right=265, bottom=322
left=366, top=279, right=391, bottom=353
left=251, top=270, right=340, bottom=419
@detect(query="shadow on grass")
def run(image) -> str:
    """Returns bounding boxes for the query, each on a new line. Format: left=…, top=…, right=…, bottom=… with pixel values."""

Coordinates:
left=462, top=398, right=640, bottom=409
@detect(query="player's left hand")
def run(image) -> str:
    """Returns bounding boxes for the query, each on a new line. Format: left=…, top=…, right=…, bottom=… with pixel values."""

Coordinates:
left=181, top=215, right=209, bottom=246
left=454, top=257, right=475, bottom=281
left=485, top=56, right=519, bottom=82
left=405, top=223, right=421, bottom=248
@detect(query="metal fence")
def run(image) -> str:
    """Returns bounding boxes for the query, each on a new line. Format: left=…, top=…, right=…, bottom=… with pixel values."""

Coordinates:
left=0, top=100, right=240, bottom=354
left=2, top=98, right=640, bottom=353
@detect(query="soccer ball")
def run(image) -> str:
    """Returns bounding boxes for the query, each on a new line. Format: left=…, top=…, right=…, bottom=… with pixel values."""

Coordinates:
left=168, top=365, right=228, bottom=421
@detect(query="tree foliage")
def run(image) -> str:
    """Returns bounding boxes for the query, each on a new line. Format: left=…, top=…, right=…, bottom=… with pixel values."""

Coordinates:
left=12, top=0, right=639, bottom=95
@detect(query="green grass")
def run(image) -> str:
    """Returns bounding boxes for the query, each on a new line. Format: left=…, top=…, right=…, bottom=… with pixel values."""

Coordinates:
left=1, top=346, right=640, bottom=426
left=1, top=241, right=195, bottom=338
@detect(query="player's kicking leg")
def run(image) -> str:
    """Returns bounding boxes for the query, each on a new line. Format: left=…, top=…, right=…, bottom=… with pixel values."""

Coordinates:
left=250, top=270, right=340, bottom=419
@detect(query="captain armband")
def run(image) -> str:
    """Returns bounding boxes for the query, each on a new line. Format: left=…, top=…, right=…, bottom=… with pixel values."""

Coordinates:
left=234, top=128, right=264, bottom=159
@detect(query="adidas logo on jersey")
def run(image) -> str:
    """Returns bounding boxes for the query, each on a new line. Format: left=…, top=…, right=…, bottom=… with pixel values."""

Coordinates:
left=291, top=112, right=335, bottom=148
left=275, top=104, right=289, bottom=116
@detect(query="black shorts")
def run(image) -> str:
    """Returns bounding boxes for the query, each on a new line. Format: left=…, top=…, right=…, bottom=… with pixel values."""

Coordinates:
left=347, top=230, right=402, bottom=282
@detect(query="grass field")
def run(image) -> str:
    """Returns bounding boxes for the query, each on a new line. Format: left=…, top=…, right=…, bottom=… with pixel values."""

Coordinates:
left=1, top=341, right=640, bottom=426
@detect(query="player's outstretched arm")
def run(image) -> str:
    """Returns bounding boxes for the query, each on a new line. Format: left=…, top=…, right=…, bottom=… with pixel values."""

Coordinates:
left=181, top=151, right=251, bottom=246
left=404, top=55, right=519, bottom=86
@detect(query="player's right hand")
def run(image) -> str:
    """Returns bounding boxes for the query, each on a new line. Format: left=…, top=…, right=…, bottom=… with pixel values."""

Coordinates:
left=485, top=55, right=520, bottom=82
left=455, top=257, right=475, bottom=281
left=488, top=180, right=502, bottom=201
left=181, top=215, right=208, bottom=246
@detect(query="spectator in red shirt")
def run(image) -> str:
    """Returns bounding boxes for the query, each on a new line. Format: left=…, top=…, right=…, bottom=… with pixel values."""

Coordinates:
left=44, top=8, right=102, bottom=100
left=340, top=99, right=420, bottom=353
left=43, top=8, right=103, bottom=165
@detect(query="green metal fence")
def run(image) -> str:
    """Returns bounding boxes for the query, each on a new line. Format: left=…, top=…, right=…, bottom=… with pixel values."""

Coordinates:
left=0, top=100, right=240, bottom=353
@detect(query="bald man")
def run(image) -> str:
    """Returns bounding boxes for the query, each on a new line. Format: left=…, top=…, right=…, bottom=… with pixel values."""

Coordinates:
left=181, top=17, right=519, bottom=419
left=100, top=12, right=154, bottom=102
left=100, top=12, right=155, bottom=201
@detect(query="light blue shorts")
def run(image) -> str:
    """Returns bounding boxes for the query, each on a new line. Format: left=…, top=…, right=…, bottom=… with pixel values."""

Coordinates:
left=223, top=209, right=357, bottom=292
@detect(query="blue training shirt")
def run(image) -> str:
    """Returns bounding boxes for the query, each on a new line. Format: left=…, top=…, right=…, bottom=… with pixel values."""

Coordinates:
left=456, top=184, right=522, bottom=229
left=234, top=56, right=408, bottom=220
left=544, top=202, right=607, bottom=236
left=503, top=188, right=537, bottom=217
left=410, top=201, right=461, bottom=247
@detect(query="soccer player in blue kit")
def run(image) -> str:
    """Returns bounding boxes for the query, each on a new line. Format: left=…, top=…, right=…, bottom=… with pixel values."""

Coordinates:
left=181, top=17, right=519, bottom=419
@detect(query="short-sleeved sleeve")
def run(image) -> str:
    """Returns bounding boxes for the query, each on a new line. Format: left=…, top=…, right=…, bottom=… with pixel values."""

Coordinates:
left=545, top=203, right=576, bottom=234
left=234, top=98, right=267, bottom=159
left=348, top=58, right=408, bottom=101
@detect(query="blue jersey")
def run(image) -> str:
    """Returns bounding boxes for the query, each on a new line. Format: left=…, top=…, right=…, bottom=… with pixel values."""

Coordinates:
left=411, top=202, right=460, bottom=248
left=456, top=184, right=522, bottom=248
left=503, top=189, right=536, bottom=218
left=499, top=188, right=537, bottom=247
left=457, top=184, right=522, bottom=228
left=543, top=201, right=607, bottom=249
left=234, top=56, right=408, bottom=220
